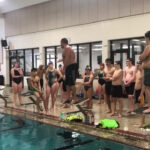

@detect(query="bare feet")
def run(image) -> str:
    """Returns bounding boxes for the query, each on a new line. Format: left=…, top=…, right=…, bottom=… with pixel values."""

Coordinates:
left=118, top=114, right=122, bottom=118
left=127, top=110, right=133, bottom=114
left=106, top=110, right=112, bottom=114
left=143, top=108, right=150, bottom=114
left=110, top=113, right=115, bottom=117
left=50, top=107, right=54, bottom=113
left=98, top=101, right=101, bottom=104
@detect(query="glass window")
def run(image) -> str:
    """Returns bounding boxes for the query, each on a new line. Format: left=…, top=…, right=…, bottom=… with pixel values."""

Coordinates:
left=25, top=50, right=32, bottom=76
left=17, top=50, right=24, bottom=57
left=46, top=47, right=56, bottom=67
left=34, top=49, right=40, bottom=68
left=79, top=44, right=90, bottom=75
left=112, top=40, right=128, bottom=51
left=130, top=38, right=146, bottom=64
left=70, top=45, right=77, bottom=61
left=92, top=42, right=102, bottom=71
left=57, top=46, right=63, bottom=68
left=10, top=51, right=16, bottom=57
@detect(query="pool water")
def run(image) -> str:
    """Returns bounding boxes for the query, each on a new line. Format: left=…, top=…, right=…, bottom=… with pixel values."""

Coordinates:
left=0, top=113, right=142, bottom=150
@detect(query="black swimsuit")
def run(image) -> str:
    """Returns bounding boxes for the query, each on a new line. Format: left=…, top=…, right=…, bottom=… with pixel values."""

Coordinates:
left=48, top=70, right=58, bottom=87
left=98, top=71, right=105, bottom=85
left=84, top=76, right=92, bottom=91
left=12, top=69, right=22, bottom=85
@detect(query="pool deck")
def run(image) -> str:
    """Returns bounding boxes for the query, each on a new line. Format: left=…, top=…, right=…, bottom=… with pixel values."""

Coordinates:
left=0, top=87, right=150, bottom=149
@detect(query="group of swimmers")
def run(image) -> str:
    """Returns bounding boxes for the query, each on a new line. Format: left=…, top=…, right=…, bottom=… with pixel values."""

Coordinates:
left=10, top=31, right=150, bottom=117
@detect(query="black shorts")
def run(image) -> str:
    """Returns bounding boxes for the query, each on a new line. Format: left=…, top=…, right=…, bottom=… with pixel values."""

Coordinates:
left=144, top=69, right=150, bottom=87
left=40, top=79, right=43, bottom=89
left=105, top=82, right=112, bottom=95
left=65, top=63, right=78, bottom=86
left=135, top=89, right=141, bottom=103
left=111, top=85, right=122, bottom=98
left=125, top=82, right=135, bottom=95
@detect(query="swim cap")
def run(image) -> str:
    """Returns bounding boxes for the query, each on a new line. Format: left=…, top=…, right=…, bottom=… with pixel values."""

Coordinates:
left=48, top=61, right=53, bottom=65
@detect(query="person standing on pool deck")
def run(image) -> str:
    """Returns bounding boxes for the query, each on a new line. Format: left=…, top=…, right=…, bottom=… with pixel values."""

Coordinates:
left=103, top=58, right=115, bottom=113
left=82, top=65, right=94, bottom=109
left=139, top=31, right=150, bottom=113
left=11, top=61, right=23, bottom=108
left=45, top=61, right=62, bottom=113
left=109, top=61, right=123, bottom=118
left=37, top=65, right=45, bottom=90
left=94, top=63, right=105, bottom=104
left=134, top=61, right=143, bottom=104
left=123, top=58, right=136, bottom=113
left=58, top=38, right=77, bottom=105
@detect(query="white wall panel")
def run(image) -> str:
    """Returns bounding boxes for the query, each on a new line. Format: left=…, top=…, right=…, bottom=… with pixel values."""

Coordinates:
left=88, top=0, right=98, bottom=23
left=144, top=0, right=150, bottom=13
left=71, top=0, right=80, bottom=25
left=4, top=0, right=150, bottom=37
left=119, top=0, right=131, bottom=17
left=98, top=0, right=109, bottom=21
left=56, top=0, right=64, bottom=28
left=64, top=0, right=72, bottom=27
left=131, top=0, right=144, bottom=15
left=36, top=4, right=45, bottom=31
left=79, top=0, right=89, bottom=24
left=108, top=0, right=119, bottom=19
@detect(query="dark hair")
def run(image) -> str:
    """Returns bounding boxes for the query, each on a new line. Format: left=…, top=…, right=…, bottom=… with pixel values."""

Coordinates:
left=105, top=58, right=112, bottom=63
left=31, top=68, right=37, bottom=72
left=115, top=61, right=121, bottom=67
left=126, top=58, right=133, bottom=63
left=59, top=64, right=62, bottom=68
left=61, top=38, right=68, bottom=44
left=137, top=61, right=142, bottom=64
left=85, top=65, right=91, bottom=70
left=145, top=31, right=150, bottom=39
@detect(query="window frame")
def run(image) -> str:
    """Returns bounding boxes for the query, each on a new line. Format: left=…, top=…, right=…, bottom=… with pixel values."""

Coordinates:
left=9, top=47, right=39, bottom=77
left=45, top=41, right=102, bottom=77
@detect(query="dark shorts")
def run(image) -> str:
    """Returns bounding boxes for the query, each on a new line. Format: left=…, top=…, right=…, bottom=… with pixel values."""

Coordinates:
left=40, top=79, right=43, bottom=89
left=144, top=69, right=150, bottom=87
left=111, top=85, right=122, bottom=98
left=125, top=82, right=135, bottom=95
left=135, top=89, right=141, bottom=103
left=98, top=79, right=105, bottom=85
left=65, top=63, right=78, bottom=86
left=105, top=82, right=112, bottom=95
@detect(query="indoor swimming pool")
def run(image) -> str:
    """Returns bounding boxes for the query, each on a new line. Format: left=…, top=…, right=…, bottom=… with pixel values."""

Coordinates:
left=0, top=113, right=142, bottom=150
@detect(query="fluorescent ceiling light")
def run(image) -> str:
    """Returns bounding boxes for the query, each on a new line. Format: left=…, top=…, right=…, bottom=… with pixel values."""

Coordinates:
left=92, top=48, right=102, bottom=51
left=47, top=48, right=55, bottom=51
left=93, top=44, right=102, bottom=47
left=71, top=46, right=77, bottom=49
left=123, top=45, right=128, bottom=49
left=141, top=41, right=146, bottom=43
left=79, top=47, right=86, bottom=50
left=132, top=39, right=140, bottom=41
